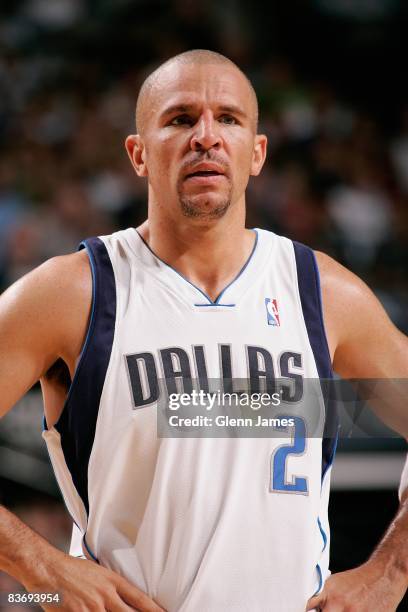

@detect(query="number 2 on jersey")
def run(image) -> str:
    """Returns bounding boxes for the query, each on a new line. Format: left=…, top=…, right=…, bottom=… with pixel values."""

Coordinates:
left=270, top=416, right=308, bottom=494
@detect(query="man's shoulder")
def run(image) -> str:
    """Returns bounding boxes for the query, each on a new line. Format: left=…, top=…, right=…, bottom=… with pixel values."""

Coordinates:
left=26, top=249, right=92, bottom=303
left=0, top=250, right=93, bottom=399
left=41, top=248, right=90, bottom=277
left=313, top=250, right=394, bottom=366
left=0, top=250, right=92, bottom=338
left=314, top=250, right=369, bottom=302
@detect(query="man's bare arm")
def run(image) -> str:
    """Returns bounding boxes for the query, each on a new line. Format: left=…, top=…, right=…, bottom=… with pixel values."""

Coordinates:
left=307, top=252, right=408, bottom=612
left=0, top=251, right=91, bottom=419
left=0, top=255, right=164, bottom=611
left=317, top=251, right=408, bottom=435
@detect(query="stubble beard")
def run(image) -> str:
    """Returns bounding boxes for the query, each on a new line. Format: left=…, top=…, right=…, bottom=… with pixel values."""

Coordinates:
left=178, top=184, right=232, bottom=220
left=179, top=197, right=231, bottom=219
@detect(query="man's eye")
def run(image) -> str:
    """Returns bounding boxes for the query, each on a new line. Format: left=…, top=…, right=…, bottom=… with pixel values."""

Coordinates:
left=219, top=115, right=237, bottom=125
left=169, top=115, right=194, bottom=126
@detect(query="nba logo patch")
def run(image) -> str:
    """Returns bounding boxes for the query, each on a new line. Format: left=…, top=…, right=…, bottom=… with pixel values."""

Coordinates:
left=265, top=298, right=280, bottom=326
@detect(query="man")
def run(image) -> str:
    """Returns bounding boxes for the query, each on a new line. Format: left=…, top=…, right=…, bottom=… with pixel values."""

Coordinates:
left=0, top=49, right=407, bottom=611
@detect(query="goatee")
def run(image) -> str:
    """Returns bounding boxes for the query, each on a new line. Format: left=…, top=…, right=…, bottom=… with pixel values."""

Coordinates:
left=179, top=197, right=231, bottom=219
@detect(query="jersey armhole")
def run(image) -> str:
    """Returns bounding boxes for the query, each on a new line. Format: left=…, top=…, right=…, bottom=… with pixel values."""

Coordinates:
left=43, top=240, right=96, bottom=433
left=310, top=249, right=333, bottom=371
left=292, top=241, right=339, bottom=481
left=45, top=237, right=116, bottom=514
left=292, top=241, right=332, bottom=379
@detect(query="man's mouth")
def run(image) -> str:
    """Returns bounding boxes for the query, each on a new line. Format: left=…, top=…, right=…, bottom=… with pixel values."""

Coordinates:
left=185, top=170, right=223, bottom=179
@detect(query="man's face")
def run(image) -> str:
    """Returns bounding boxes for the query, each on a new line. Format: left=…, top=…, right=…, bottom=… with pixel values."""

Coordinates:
left=129, top=62, right=266, bottom=221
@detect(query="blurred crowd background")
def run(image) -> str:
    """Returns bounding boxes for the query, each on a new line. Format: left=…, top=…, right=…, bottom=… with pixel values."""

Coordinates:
left=1, top=0, right=408, bottom=330
left=1, top=0, right=408, bottom=608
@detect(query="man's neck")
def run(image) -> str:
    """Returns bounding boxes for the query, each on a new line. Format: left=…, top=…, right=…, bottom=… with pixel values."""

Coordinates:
left=137, top=214, right=256, bottom=303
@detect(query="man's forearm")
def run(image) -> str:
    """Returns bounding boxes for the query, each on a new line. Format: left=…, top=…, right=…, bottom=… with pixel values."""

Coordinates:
left=369, top=493, right=408, bottom=589
left=0, top=504, right=62, bottom=590
left=306, top=491, right=408, bottom=611
left=0, top=506, right=165, bottom=611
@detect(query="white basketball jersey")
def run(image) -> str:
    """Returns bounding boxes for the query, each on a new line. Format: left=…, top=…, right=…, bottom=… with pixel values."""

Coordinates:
left=43, top=228, right=338, bottom=612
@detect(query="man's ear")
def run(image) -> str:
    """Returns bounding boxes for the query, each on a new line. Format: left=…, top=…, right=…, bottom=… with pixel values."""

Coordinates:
left=250, top=134, right=268, bottom=176
left=125, top=134, right=148, bottom=177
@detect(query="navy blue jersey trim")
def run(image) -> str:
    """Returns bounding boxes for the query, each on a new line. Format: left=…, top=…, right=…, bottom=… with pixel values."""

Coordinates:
left=293, top=242, right=339, bottom=481
left=54, top=237, right=116, bottom=515
left=136, top=229, right=258, bottom=305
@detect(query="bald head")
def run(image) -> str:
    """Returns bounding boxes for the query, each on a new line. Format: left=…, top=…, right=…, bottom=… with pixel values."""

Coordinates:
left=135, top=49, right=259, bottom=135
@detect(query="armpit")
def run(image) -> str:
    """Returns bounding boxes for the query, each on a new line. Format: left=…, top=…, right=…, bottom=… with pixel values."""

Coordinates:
left=44, top=358, right=71, bottom=391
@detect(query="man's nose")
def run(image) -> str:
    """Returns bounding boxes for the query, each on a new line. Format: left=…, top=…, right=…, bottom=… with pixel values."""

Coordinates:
left=190, top=113, right=221, bottom=152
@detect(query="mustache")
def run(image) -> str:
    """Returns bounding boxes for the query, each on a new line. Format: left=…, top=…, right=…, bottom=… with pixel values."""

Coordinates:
left=180, top=152, right=230, bottom=178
